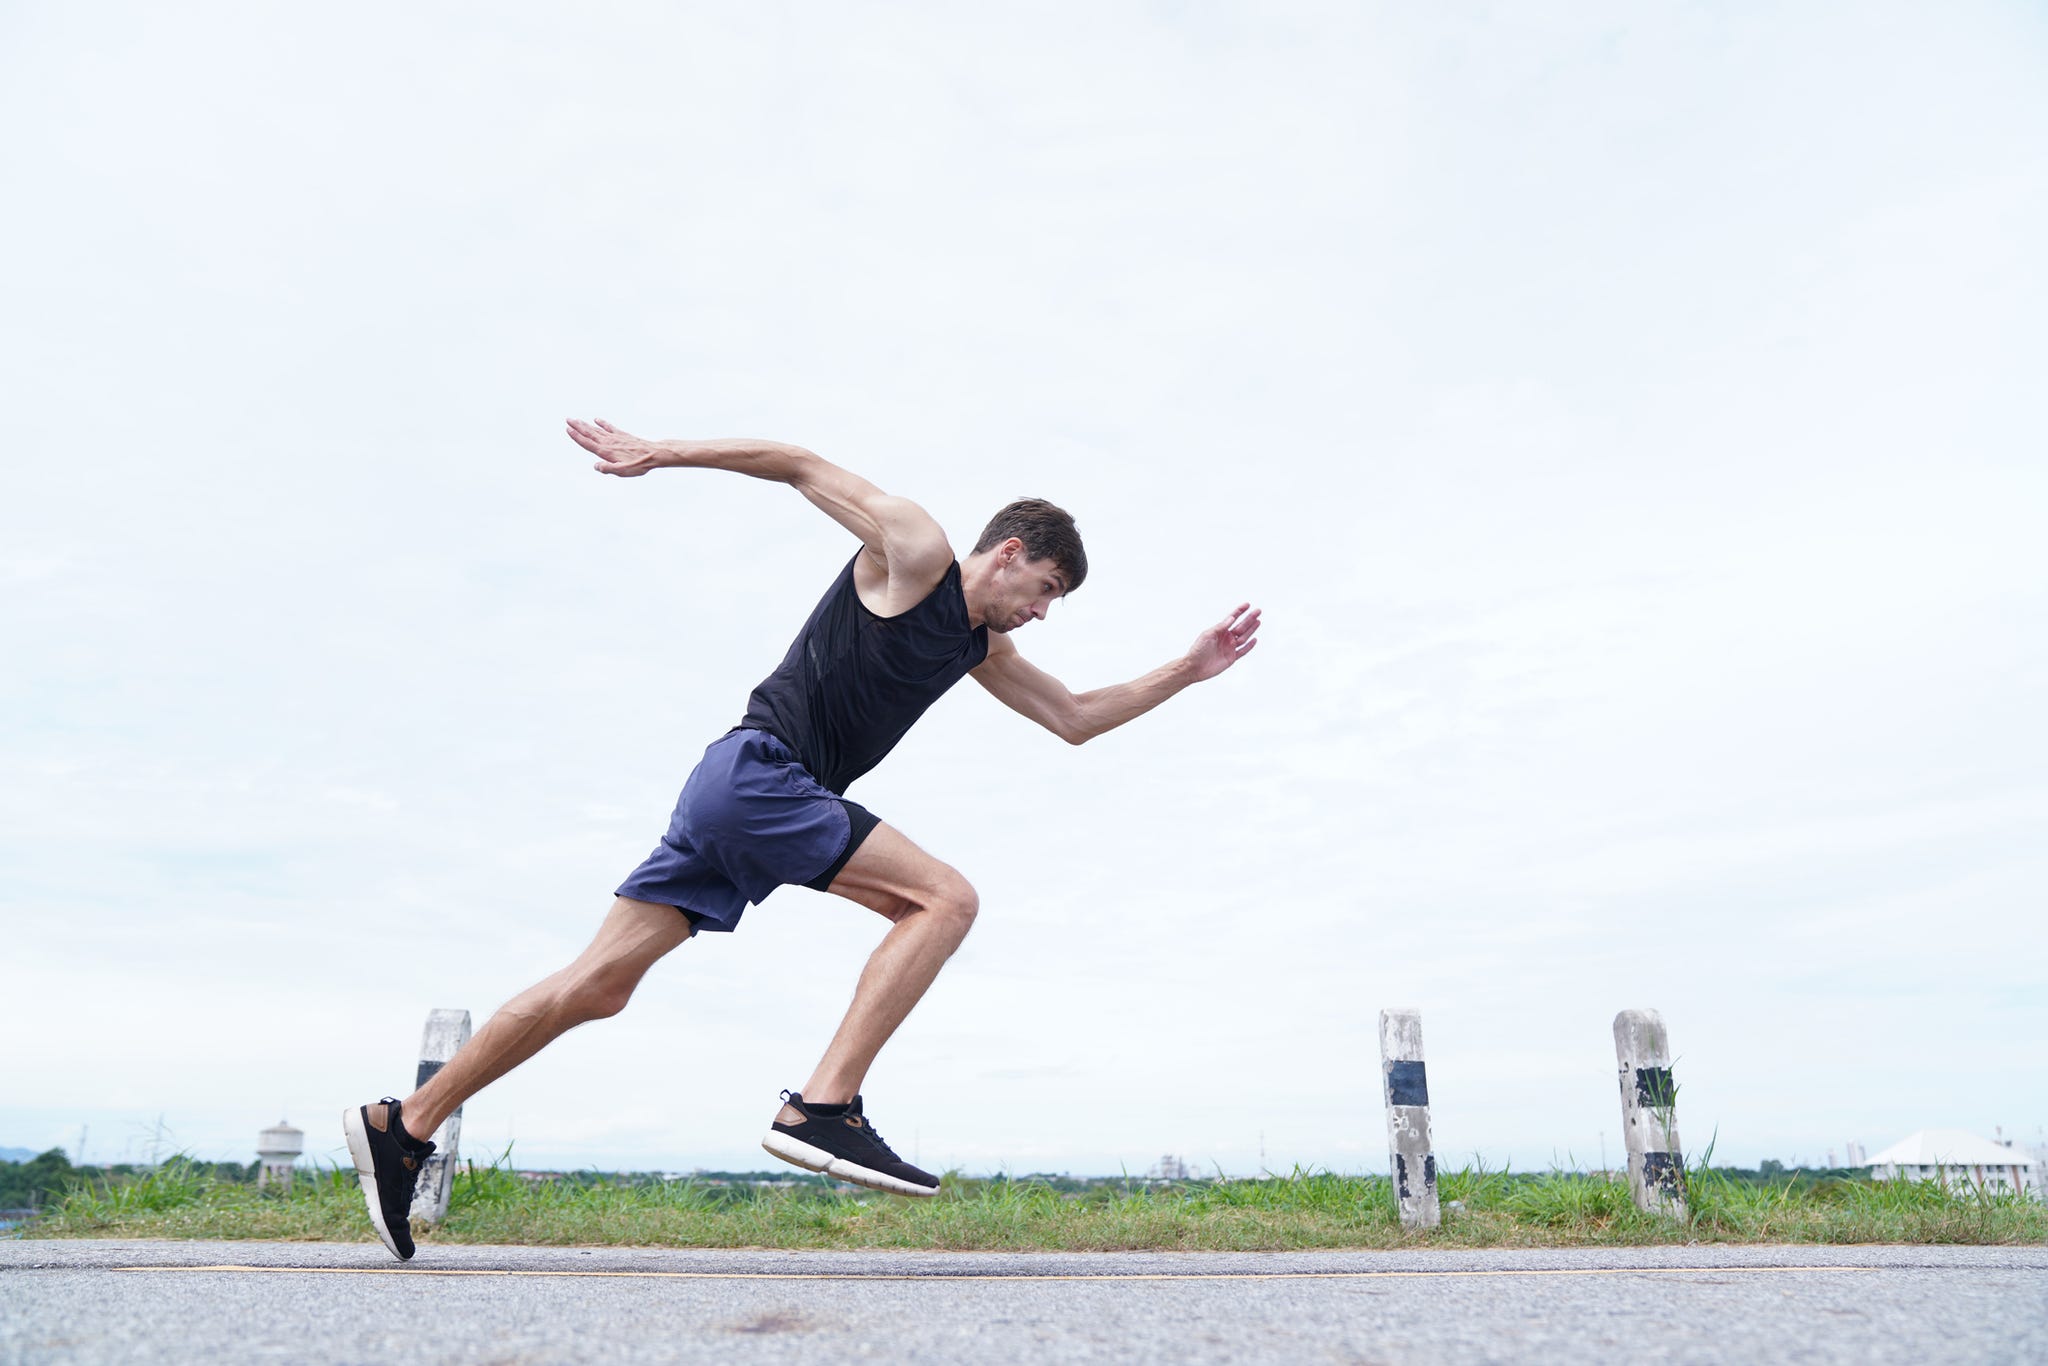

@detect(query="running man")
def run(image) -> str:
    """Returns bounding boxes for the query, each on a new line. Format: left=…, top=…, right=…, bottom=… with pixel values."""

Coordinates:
left=344, top=421, right=1262, bottom=1259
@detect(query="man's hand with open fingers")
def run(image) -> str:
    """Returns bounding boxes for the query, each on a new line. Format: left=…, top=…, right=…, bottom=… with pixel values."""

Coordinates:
left=566, top=418, right=666, bottom=477
left=1186, top=603, right=1262, bottom=682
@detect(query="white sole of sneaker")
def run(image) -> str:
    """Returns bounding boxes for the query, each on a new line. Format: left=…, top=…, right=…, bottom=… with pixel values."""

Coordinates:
left=761, top=1131, right=939, bottom=1197
left=341, top=1107, right=408, bottom=1259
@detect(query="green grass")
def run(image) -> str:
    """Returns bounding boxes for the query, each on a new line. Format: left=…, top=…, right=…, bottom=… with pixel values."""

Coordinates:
left=22, top=1154, right=2046, bottom=1250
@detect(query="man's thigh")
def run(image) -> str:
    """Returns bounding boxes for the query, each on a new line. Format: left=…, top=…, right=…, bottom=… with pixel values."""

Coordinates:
left=569, top=895, right=696, bottom=974
left=822, top=822, right=973, bottom=921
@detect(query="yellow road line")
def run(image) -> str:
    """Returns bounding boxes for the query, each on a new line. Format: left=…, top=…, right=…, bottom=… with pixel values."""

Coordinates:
left=112, top=1263, right=1881, bottom=1283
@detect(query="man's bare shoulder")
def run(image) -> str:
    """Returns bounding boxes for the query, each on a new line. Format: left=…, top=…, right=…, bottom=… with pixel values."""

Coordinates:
left=852, top=500, right=956, bottom=615
left=868, top=494, right=953, bottom=565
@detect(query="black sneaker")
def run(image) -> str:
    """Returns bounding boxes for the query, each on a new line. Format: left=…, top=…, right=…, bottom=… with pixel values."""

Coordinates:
left=762, top=1091, right=940, bottom=1196
left=342, top=1097, right=436, bottom=1260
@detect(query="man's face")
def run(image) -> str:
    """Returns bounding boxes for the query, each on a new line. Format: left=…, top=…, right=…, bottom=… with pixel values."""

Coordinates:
left=989, top=546, right=1069, bottom=634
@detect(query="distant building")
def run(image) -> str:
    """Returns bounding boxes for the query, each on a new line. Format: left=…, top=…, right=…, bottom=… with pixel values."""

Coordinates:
left=1844, top=1140, right=1866, bottom=1167
left=256, top=1120, right=303, bottom=1191
left=1866, top=1129, right=2037, bottom=1198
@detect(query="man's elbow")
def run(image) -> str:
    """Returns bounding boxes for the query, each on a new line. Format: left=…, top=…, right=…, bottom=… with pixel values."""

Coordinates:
left=1060, top=704, right=1095, bottom=746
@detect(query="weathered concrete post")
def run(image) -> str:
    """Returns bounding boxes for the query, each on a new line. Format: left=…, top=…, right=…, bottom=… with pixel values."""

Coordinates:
left=409, top=1008, right=471, bottom=1224
left=1613, top=1009, right=1687, bottom=1218
left=1378, top=1008, right=1440, bottom=1229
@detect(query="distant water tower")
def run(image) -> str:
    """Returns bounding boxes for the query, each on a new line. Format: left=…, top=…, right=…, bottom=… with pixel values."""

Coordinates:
left=257, top=1120, right=304, bottom=1191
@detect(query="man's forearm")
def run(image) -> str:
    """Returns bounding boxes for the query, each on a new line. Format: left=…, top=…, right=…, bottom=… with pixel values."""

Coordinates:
left=654, top=438, right=815, bottom=484
left=1071, top=656, right=1199, bottom=743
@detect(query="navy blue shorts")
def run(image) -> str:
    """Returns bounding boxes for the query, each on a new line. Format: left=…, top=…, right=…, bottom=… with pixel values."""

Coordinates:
left=616, top=728, right=881, bottom=933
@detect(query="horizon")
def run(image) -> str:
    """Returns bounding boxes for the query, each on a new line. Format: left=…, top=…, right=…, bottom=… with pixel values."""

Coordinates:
left=11, top=1115, right=2047, bottom=1183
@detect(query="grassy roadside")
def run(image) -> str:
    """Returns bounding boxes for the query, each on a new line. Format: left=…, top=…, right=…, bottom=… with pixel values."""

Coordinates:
left=20, top=1158, right=2047, bottom=1250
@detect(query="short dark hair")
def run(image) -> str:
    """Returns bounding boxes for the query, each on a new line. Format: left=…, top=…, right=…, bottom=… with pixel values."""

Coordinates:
left=972, top=498, right=1087, bottom=594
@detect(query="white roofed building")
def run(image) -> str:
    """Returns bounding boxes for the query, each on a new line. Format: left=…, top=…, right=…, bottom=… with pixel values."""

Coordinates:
left=1866, top=1129, right=2037, bottom=1198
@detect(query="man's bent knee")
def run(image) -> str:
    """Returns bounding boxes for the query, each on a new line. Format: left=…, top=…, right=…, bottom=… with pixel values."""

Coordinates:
left=556, top=964, right=643, bottom=1023
left=576, top=984, right=635, bottom=1022
left=928, top=874, right=979, bottom=938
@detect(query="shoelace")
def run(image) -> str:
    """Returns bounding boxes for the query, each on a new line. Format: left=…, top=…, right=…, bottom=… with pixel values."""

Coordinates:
left=835, top=1099, right=890, bottom=1152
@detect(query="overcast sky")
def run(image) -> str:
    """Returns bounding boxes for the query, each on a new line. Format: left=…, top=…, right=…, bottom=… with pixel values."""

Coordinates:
left=3, top=1, right=2043, bottom=1179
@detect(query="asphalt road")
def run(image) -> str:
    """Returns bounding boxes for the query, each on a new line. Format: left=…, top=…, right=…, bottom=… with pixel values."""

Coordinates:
left=3, top=1240, right=2044, bottom=1364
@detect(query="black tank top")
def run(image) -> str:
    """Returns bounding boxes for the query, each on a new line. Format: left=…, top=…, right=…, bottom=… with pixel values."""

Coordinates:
left=741, top=554, right=990, bottom=794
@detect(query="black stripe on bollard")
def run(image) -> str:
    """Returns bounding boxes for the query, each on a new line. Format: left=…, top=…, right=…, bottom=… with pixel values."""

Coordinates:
left=415, top=1059, right=446, bottom=1090
left=1641, top=1151, right=1683, bottom=1199
left=1394, top=1152, right=1439, bottom=1199
left=1385, top=1060, right=1429, bottom=1108
left=1634, top=1066, right=1676, bottom=1109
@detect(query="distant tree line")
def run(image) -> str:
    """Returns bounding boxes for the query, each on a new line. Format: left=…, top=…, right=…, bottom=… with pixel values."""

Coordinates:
left=0, top=1151, right=1888, bottom=1212
left=1710, top=1161, right=1872, bottom=1188
left=0, top=1150, right=261, bottom=1210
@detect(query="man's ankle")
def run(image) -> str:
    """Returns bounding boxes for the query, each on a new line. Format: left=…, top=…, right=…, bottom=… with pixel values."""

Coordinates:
left=778, top=1093, right=844, bottom=1126
left=372, top=1099, right=430, bottom=1148
left=777, top=1084, right=862, bottom=1128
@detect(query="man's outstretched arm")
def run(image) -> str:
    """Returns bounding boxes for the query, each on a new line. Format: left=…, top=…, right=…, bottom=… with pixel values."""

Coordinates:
left=563, top=419, right=950, bottom=582
left=971, top=603, right=1261, bottom=745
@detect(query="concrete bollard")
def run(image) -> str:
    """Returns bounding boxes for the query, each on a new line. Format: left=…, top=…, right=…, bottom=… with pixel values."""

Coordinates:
left=1378, top=1008, right=1440, bottom=1229
left=409, top=1008, right=471, bottom=1224
left=1613, top=1009, right=1687, bottom=1218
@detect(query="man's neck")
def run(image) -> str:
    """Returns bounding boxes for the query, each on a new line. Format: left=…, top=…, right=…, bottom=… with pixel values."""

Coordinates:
left=957, top=550, right=996, bottom=628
